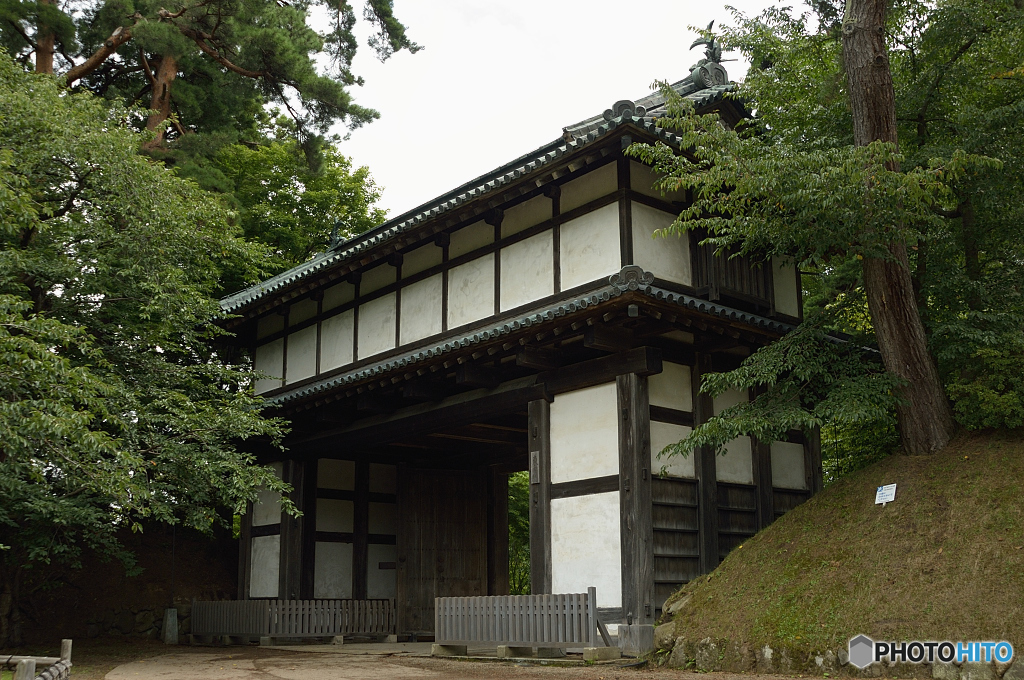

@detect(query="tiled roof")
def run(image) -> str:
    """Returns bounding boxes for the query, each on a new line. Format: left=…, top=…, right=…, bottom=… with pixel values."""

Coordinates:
left=220, top=81, right=738, bottom=315
left=259, top=266, right=791, bottom=409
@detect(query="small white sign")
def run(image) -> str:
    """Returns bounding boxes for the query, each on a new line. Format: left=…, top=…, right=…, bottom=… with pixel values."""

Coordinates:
left=875, top=484, right=897, bottom=505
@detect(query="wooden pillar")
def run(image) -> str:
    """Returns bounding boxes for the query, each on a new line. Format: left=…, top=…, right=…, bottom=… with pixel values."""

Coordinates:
left=617, top=373, right=653, bottom=625
left=528, top=398, right=552, bottom=594
left=487, top=469, right=510, bottom=596
left=353, top=461, right=370, bottom=600
left=278, top=459, right=305, bottom=600
left=692, top=352, right=720, bottom=574
left=299, top=460, right=318, bottom=599
left=617, top=155, right=634, bottom=267
left=237, top=505, right=252, bottom=600
left=805, top=426, right=824, bottom=495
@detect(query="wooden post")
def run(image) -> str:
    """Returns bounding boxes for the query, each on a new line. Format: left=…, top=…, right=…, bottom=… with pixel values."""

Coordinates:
left=61, top=638, right=72, bottom=662
left=238, top=503, right=252, bottom=600
left=528, top=399, right=552, bottom=594
left=617, top=373, right=653, bottom=625
left=300, top=460, right=318, bottom=599
left=14, top=659, right=35, bottom=680
left=692, top=352, right=720, bottom=574
left=805, top=426, right=824, bottom=495
left=278, top=459, right=305, bottom=600
left=617, top=156, right=633, bottom=267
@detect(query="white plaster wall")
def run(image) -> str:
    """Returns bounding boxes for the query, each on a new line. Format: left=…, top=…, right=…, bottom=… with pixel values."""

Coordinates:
left=714, top=388, right=753, bottom=484
left=249, top=535, right=280, bottom=598
left=771, top=442, right=807, bottom=490
left=631, top=202, right=691, bottom=286
left=252, top=461, right=283, bottom=526
left=560, top=163, right=617, bottom=213
left=772, top=257, right=801, bottom=318
left=313, top=541, right=353, bottom=599
left=362, top=263, right=396, bottom=295
left=550, top=382, right=619, bottom=484
left=650, top=421, right=694, bottom=478
left=257, top=314, right=284, bottom=340
left=649, top=361, right=692, bottom=411
left=316, top=499, right=354, bottom=533
left=403, top=243, right=443, bottom=276
left=369, top=463, right=397, bottom=493
left=450, top=220, right=493, bottom=259
left=502, top=195, right=551, bottom=238
left=320, top=309, right=354, bottom=371
left=559, top=203, right=621, bottom=291
left=357, top=292, right=397, bottom=359
left=630, top=161, right=684, bottom=200
left=448, top=254, right=494, bottom=329
left=500, top=231, right=554, bottom=311
left=550, top=492, right=621, bottom=608
left=289, top=298, right=318, bottom=326
left=368, top=502, right=397, bottom=535
left=318, top=459, right=355, bottom=490
left=367, top=544, right=397, bottom=599
left=254, top=338, right=284, bottom=395
left=285, top=325, right=317, bottom=384
left=323, top=282, right=355, bottom=311
left=400, top=274, right=442, bottom=344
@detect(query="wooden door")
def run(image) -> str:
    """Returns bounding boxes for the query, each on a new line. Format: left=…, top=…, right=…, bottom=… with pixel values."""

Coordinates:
left=395, top=467, right=489, bottom=633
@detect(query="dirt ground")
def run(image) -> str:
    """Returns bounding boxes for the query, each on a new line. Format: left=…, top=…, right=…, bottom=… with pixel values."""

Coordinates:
left=32, top=639, right=806, bottom=680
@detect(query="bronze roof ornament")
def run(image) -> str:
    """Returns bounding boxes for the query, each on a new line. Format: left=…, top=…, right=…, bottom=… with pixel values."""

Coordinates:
left=689, top=20, right=729, bottom=89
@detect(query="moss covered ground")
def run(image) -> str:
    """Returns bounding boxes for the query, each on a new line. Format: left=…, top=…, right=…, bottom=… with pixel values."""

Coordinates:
left=663, top=430, right=1024, bottom=651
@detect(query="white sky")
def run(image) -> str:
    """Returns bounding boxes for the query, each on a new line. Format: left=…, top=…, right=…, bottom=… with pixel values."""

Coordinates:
left=334, top=0, right=783, bottom=219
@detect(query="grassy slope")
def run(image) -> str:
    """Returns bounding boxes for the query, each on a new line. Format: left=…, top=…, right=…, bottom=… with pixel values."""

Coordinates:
left=665, top=430, right=1024, bottom=650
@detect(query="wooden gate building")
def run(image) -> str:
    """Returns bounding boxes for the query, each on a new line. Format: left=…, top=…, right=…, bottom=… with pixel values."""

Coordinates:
left=221, top=62, right=822, bottom=633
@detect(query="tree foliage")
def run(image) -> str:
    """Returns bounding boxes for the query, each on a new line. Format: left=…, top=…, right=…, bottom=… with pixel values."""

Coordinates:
left=507, top=471, right=530, bottom=595
left=0, top=52, right=288, bottom=646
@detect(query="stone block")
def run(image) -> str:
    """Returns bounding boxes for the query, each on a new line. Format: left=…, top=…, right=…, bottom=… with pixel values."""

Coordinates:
left=757, top=645, right=775, bottom=673
left=665, top=594, right=691, bottom=616
left=259, top=636, right=274, bottom=647
left=331, top=635, right=345, bottom=645
left=162, top=608, right=178, bottom=645
left=695, top=637, right=720, bottom=671
left=135, top=609, right=156, bottom=632
left=114, top=610, right=135, bottom=635
left=431, top=644, right=468, bottom=657
left=839, top=648, right=850, bottom=666
left=963, top=662, right=997, bottom=680
left=653, top=622, right=675, bottom=651
left=497, top=646, right=534, bottom=658
left=668, top=637, right=688, bottom=668
left=536, top=648, right=566, bottom=658
left=385, top=635, right=398, bottom=644
left=934, top=662, right=961, bottom=680
left=583, top=646, right=621, bottom=661
left=619, top=624, right=656, bottom=656
left=997, top=661, right=1013, bottom=678
left=1003, top=662, right=1024, bottom=680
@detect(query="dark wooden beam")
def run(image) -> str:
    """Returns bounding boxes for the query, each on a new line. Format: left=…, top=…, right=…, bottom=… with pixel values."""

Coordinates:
left=618, top=373, right=653, bottom=625
left=528, top=399, right=552, bottom=594
left=278, top=459, right=305, bottom=600
left=456, top=363, right=501, bottom=389
left=584, top=325, right=636, bottom=352
left=357, top=392, right=395, bottom=415
left=692, top=351, right=720, bottom=575
left=400, top=380, right=450, bottom=403
left=541, top=346, right=662, bottom=395
left=516, top=347, right=562, bottom=371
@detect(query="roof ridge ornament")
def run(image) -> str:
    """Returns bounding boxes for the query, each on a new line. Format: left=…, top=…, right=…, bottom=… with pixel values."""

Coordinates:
left=609, top=265, right=654, bottom=291
left=603, top=100, right=647, bottom=122
left=688, top=20, right=730, bottom=88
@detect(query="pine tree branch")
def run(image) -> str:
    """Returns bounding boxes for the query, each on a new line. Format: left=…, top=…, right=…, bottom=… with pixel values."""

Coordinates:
left=65, top=21, right=137, bottom=86
left=179, top=27, right=268, bottom=79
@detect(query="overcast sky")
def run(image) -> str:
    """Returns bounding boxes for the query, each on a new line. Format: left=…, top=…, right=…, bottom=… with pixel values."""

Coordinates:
left=335, top=1, right=784, bottom=219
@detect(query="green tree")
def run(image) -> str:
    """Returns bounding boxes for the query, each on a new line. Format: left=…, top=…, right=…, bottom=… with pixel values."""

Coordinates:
left=507, top=471, right=530, bottom=595
left=0, top=52, right=288, bottom=646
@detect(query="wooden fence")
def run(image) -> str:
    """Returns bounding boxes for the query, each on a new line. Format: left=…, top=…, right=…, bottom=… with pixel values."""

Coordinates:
left=435, top=587, right=611, bottom=648
left=2, top=639, right=72, bottom=680
left=191, top=599, right=395, bottom=638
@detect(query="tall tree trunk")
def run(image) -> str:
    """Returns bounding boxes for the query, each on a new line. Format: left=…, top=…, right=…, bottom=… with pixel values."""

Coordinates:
left=35, top=0, right=54, bottom=74
left=842, top=0, right=955, bottom=454
left=143, top=55, right=178, bottom=150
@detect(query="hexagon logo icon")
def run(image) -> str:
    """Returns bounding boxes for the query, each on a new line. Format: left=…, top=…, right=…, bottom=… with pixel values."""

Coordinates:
left=849, top=634, right=875, bottom=669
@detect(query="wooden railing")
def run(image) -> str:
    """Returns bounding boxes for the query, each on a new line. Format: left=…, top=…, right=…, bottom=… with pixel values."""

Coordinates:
left=2, top=639, right=72, bottom=680
left=192, top=599, right=395, bottom=638
left=435, top=587, right=611, bottom=648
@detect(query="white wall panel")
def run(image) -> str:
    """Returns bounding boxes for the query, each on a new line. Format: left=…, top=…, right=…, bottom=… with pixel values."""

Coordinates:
left=714, top=388, right=753, bottom=484
left=313, top=542, right=353, bottom=599
left=252, top=461, right=283, bottom=526
left=448, top=254, right=494, bottom=329
left=450, top=220, right=492, bottom=259
left=649, top=361, right=692, bottom=411
left=650, top=421, right=694, bottom=478
left=500, top=231, right=554, bottom=311
left=559, top=203, right=621, bottom=291
left=361, top=263, right=396, bottom=295
left=369, top=463, right=397, bottom=493
left=560, top=163, right=617, bottom=213
left=285, top=325, right=317, bottom=384
left=320, top=309, right=354, bottom=371
left=550, top=382, right=619, bottom=483
left=323, top=282, right=355, bottom=311
left=773, top=257, right=801, bottom=318
left=249, top=535, right=280, bottom=598
left=367, top=544, right=397, bottom=599
left=400, top=274, right=442, bottom=344
left=289, top=298, right=318, bottom=326
left=357, top=292, right=396, bottom=359
left=318, top=459, right=355, bottom=490
left=256, top=314, right=284, bottom=340
left=632, top=202, right=691, bottom=286
left=771, top=441, right=807, bottom=490
left=502, top=195, right=551, bottom=238
left=551, top=492, right=621, bottom=608
left=368, top=502, right=397, bottom=535
left=630, top=161, right=684, bottom=200
left=403, top=243, right=443, bottom=276
left=316, top=499, right=354, bottom=533
left=254, top=338, right=284, bottom=395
